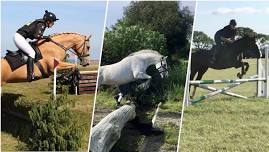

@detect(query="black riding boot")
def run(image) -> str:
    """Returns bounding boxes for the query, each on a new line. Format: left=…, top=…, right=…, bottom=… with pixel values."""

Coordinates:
left=211, top=45, right=219, bottom=64
left=27, top=57, right=35, bottom=82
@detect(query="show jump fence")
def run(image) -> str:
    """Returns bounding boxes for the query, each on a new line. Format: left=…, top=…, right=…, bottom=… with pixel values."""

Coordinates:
left=185, top=46, right=269, bottom=105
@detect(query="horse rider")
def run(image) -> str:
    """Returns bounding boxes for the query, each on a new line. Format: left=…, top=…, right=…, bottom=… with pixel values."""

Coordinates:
left=212, top=19, right=237, bottom=63
left=14, top=10, right=58, bottom=81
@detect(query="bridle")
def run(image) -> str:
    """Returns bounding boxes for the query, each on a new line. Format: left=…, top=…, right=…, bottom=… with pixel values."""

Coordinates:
left=75, top=36, right=90, bottom=58
left=49, top=35, right=90, bottom=59
left=156, top=57, right=168, bottom=74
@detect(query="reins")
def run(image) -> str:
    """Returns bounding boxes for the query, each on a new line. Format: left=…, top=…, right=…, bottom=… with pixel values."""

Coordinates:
left=48, top=36, right=90, bottom=58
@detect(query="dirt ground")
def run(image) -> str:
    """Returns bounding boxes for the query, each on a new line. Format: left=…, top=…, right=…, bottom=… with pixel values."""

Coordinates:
left=92, top=107, right=181, bottom=152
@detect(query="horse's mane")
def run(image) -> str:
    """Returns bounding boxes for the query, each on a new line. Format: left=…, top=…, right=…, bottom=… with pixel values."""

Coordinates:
left=37, top=32, right=86, bottom=45
left=127, top=49, right=161, bottom=57
left=50, top=32, right=85, bottom=38
left=234, top=36, right=256, bottom=43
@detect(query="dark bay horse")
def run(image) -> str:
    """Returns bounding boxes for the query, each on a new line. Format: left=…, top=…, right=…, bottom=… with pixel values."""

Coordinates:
left=190, top=36, right=261, bottom=98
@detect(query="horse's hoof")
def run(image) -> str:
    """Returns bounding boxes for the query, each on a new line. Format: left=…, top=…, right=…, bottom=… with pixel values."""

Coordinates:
left=237, top=73, right=242, bottom=79
left=126, top=100, right=132, bottom=105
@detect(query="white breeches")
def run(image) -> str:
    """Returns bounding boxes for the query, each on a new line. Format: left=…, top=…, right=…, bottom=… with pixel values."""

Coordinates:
left=13, top=33, right=36, bottom=58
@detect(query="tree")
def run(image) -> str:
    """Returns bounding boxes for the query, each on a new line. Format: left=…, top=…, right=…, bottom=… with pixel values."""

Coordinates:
left=237, top=27, right=269, bottom=55
left=237, top=27, right=256, bottom=38
left=102, top=22, right=167, bottom=65
left=193, top=31, right=214, bottom=50
left=121, top=1, right=194, bottom=59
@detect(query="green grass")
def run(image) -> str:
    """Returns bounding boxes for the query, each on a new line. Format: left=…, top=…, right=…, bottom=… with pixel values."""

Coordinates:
left=95, top=87, right=118, bottom=109
left=1, top=132, right=29, bottom=151
left=180, top=59, right=269, bottom=151
left=1, top=65, right=98, bottom=151
left=161, top=122, right=181, bottom=150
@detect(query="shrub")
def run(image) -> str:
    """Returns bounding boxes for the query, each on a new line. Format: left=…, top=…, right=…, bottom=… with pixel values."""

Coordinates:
left=28, top=94, right=83, bottom=151
left=163, top=61, right=187, bottom=102
left=102, top=22, right=167, bottom=65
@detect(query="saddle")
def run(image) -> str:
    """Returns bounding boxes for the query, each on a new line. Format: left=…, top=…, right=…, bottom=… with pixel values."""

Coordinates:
left=4, top=42, right=48, bottom=78
left=211, top=44, right=230, bottom=58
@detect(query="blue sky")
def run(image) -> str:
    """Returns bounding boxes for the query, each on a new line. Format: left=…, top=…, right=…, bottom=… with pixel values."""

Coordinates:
left=1, top=1, right=195, bottom=59
left=106, top=1, right=196, bottom=28
left=1, top=1, right=107, bottom=59
left=195, top=1, right=269, bottom=39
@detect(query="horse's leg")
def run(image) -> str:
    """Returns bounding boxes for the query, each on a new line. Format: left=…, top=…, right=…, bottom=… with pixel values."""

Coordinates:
left=238, top=62, right=249, bottom=79
left=133, top=72, right=152, bottom=89
left=189, top=68, right=197, bottom=99
left=47, top=60, right=76, bottom=74
left=243, top=62, right=249, bottom=74
left=134, top=72, right=152, bottom=80
left=114, top=92, right=123, bottom=108
left=191, top=67, right=208, bottom=98
left=237, top=62, right=245, bottom=79
left=57, top=61, right=77, bottom=70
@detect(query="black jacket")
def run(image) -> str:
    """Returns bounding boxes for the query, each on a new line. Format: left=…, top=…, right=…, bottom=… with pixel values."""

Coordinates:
left=17, top=19, right=47, bottom=40
left=214, top=25, right=236, bottom=45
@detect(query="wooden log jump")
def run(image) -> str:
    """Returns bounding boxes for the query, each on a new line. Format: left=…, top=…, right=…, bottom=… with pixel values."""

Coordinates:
left=78, top=71, right=98, bottom=94
left=90, top=104, right=136, bottom=152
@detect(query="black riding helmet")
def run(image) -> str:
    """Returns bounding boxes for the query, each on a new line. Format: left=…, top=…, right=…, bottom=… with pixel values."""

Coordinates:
left=43, top=10, right=59, bottom=22
left=229, top=19, right=237, bottom=26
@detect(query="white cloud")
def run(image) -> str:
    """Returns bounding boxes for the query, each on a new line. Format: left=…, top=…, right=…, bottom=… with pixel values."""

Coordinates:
left=212, top=7, right=266, bottom=15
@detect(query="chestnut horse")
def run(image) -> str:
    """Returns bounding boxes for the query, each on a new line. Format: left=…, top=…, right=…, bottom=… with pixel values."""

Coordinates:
left=1, top=32, right=91, bottom=85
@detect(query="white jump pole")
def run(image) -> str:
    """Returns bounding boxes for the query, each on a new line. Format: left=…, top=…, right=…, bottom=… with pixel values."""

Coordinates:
left=75, top=56, right=78, bottom=96
left=53, top=67, right=57, bottom=100
left=53, top=58, right=60, bottom=100
left=193, top=83, right=248, bottom=99
left=257, top=45, right=269, bottom=98
left=256, top=57, right=263, bottom=97
left=265, top=47, right=269, bottom=98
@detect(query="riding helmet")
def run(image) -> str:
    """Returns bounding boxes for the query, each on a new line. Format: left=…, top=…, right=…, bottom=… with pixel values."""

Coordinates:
left=43, top=10, right=59, bottom=22
left=229, top=19, right=237, bottom=26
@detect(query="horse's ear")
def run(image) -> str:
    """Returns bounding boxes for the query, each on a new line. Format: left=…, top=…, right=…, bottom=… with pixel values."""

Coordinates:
left=86, top=35, right=92, bottom=40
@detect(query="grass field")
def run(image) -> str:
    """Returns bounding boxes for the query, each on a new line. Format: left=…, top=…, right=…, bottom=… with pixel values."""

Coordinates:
left=180, top=59, right=269, bottom=151
left=1, top=64, right=98, bottom=151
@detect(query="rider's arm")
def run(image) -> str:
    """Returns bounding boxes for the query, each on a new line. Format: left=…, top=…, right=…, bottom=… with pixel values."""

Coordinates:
left=220, top=36, right=234, bottom=43
left=34, top=23, right=46, bottom=39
